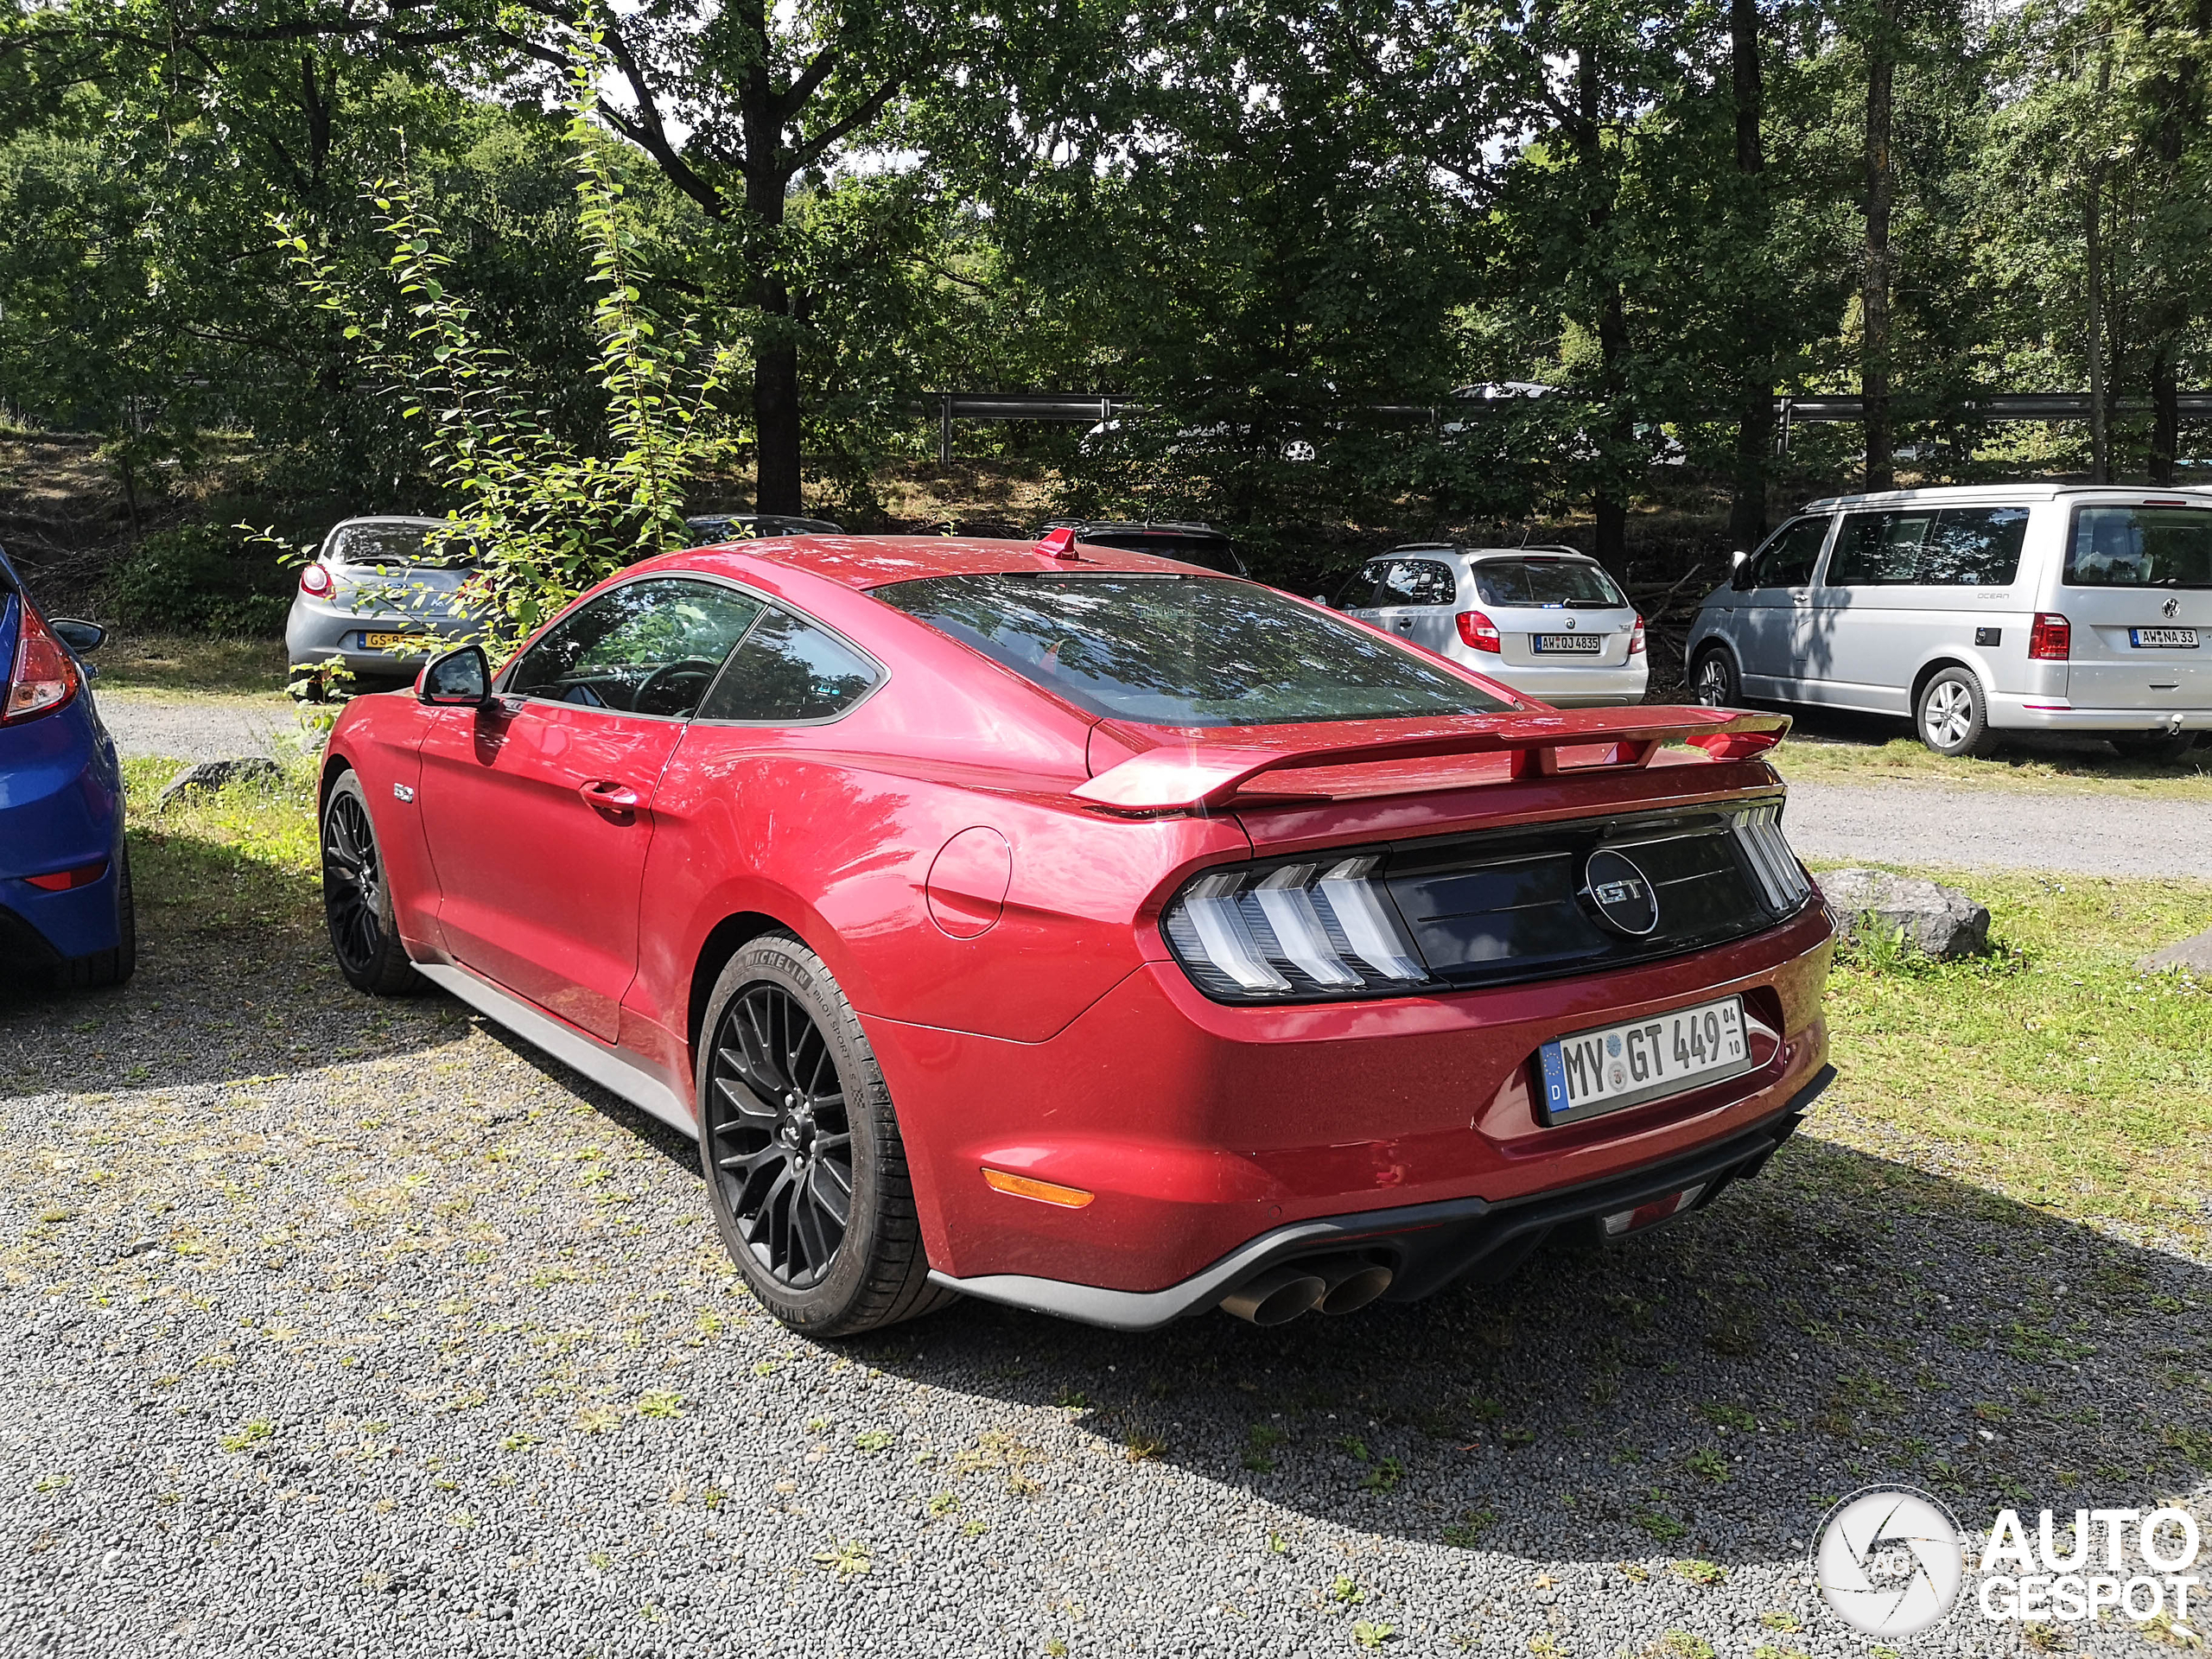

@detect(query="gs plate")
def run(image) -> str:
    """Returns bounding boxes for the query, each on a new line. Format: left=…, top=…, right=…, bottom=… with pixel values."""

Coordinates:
left=1532, top=632, right=1604, bottom=654
left=1537, top=995, right=1752, bottom=1125
left=2130, top=626, right=2199, bottom=649
left=361, top=632, right=412, bottom=650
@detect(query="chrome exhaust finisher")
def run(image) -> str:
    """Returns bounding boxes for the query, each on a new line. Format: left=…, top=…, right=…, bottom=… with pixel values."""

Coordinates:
left=1217, top=1265, right=1327, bottom=1325
left=1313, top=1257, right=1394, bottom=1315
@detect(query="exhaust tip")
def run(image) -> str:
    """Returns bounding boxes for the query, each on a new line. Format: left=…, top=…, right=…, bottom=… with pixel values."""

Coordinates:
left=1316, top=1260, right=1394, bottom=1315
left=1218, top=1266, right=1327, bottom=1326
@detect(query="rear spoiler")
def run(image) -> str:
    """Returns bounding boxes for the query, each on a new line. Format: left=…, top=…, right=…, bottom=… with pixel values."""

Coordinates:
left=1071, top=708, right=1791, bottom=816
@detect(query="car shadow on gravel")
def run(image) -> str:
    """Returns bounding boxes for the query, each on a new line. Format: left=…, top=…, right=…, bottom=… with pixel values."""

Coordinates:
left=855, top=1132, right=2212, bottom=1571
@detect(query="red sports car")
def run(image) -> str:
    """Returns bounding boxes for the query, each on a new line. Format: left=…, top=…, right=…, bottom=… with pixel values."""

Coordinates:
left=319, top=530, right=1834, bottom=1336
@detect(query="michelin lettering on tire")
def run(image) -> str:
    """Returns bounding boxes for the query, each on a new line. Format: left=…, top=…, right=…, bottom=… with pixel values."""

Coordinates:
left=1812, top=1485, right=1966, bottom=1637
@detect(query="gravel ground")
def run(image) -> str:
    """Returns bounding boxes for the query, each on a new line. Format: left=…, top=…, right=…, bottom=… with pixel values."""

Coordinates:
left=1784, top=780, right=2212, bottom=878
left=95, top=692, right=296, bottom=762
left=3, top=882, right=2209, bottom=1658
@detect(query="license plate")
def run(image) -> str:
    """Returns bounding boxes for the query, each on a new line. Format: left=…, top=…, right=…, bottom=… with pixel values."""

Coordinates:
left=361, top=632, right=412, bottom=651
left=2131, top=627, right=2199, bottom=649
left=1533, top=633, right=1604, bottom=654
left=1537, top=996, right=1751, bottom=1124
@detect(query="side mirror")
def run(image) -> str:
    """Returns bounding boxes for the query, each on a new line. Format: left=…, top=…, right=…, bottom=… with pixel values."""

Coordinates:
left=51, top=618, right=106, bottom=654
left=1312, top=594, right=1331, bottom=607
left=1730, top=550, right=1749, bottom=569
left=417, top=644, right=490, bottom=705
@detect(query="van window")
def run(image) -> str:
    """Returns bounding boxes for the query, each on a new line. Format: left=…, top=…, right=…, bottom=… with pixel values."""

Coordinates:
left=2066, top=505, right=2212, bottom=589
left=1472, top=557, right=1625, bottom=607
left=1739, top=517, right=1828, bottom=590
left=1830, top=507, right=2028, bottom=586
left=1375, top=558, right=1457, bottom=607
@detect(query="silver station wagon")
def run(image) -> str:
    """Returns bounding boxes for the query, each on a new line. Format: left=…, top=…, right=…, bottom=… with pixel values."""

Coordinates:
left=1686, top=485, right=2212, bottom=760
left=1337, top=545, right=1648, bottom=707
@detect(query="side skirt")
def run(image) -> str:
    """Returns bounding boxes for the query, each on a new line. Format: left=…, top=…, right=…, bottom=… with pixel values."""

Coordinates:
left=413, top=962, right=697, bottom=1139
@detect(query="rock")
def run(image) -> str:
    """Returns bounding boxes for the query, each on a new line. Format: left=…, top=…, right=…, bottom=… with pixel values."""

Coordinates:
left=2140, top=925, right=2212, bottom=975
left=1818, top=867, right=1991, bottom=960
left=156, top=756, right=284, bottom=809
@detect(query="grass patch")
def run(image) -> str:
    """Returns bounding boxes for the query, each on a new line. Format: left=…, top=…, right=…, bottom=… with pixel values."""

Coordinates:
left=1816, top=868, right=2212, bottom=1243
left=119, top=754, right=321, bottom=944
left=92, top=632, right=290, bottom=697
left=1771, top=732, right=2212, bottom=801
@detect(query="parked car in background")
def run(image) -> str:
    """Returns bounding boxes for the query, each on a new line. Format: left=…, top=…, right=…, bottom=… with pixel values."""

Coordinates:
left=1336, top=545, right=1648, bottom=707
left=315, top=531, right=1827, bottom=1337
left=686, top=513, right=844, bottom=542
left=287, top=516, right=481, bottom=697
left=0, top=547, right=134, bottom=989
left=1685, top=484, right=2211, bottom=759
left=1039, top=521, right=1246, bottom=575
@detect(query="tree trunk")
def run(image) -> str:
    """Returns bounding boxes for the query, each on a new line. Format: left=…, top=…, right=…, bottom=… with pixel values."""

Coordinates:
left=1726, top=0, right=1772, bottom=550
left=2151, top=343, right=2180, bottom=485
left=1577, top=46, right=1631, bottom=567
left=2085, top=175, right=2108, bottom=484
left=740, top=10, right=804, bottom=515
left=1861, top=6, right=1895, bottom=492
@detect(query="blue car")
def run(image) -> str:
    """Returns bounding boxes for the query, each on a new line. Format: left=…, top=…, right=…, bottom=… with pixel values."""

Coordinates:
left=0, top=547, right=135, bottom=988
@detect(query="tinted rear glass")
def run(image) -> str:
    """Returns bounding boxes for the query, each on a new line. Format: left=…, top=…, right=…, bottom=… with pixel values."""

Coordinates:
left=872, top=573, right=1512, bottom=727
left=1473, top=557, right=1624, bottom=607
left=1076, top=531, right=1240, bottom=575
left=331, top=522, right=472, bottom=568
left=1829, top=506, right=2028, bottom=586
left=1376, top=557, right=1457, bottom=607
left=2067, top=505, right=2212, bottom=589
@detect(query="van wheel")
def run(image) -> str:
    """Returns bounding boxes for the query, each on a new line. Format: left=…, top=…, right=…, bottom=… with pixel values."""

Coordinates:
left=1691, top=648, right=1740, bottom=708
left=1916, top=668, right=1996, bottom=758
left=2109, top=732, right=2197, bottom=764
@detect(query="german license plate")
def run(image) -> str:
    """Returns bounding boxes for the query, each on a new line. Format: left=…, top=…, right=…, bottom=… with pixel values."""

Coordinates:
left=1537, top=996, right=1752, bottom=1125
left=361, top=632, right=411, bottom=651
left=2131, top=627, right=2198, bottom=649
left=1533, top=633, right=1603, bottom=653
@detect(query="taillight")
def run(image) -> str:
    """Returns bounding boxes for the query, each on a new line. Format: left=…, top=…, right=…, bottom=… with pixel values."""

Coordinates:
left=2029, top=613, right=2070, bottom=660
left=1161, top=857, right=1431, bottom=1001
left=1630, top=614, right=1647, bottom=655
left=299, top=563, right=334, bottom=597
left=3, top=600, right=80, bottom=725
left=1455, top=611, right=1503, bottom=652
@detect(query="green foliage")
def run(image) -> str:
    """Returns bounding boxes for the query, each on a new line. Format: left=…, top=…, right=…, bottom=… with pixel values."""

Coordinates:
left=109, top=524, right=294, bottom=635
left=272, top=48, right=742, bottom=645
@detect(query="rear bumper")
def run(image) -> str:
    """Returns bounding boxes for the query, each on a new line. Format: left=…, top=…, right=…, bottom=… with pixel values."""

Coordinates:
left=1989, top=696, right=2212, bottom=733
left=286, top=598, right=472, bottom=677
left=932, top=1067, right=1831, bottom=1329
left=0, top=698, right=126, bottom=965
left=867, top=902, right=1834, bottom=1309
left=1468, top=655, right=1650, bottom=708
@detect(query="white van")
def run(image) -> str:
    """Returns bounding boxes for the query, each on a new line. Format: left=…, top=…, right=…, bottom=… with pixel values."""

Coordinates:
left=1684, top=485, right=2211, bottom=759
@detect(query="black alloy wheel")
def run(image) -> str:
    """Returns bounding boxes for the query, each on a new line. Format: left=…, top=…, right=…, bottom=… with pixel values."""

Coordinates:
left=321, top=772, right=419, bottom=995
left=696, top=935, right=950, bottom=1335
left=705, top=982, right=855, bottom=1289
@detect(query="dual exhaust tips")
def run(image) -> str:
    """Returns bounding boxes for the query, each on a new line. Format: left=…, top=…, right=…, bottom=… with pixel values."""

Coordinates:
left=1218, top=1255, right=1394, bottom=1325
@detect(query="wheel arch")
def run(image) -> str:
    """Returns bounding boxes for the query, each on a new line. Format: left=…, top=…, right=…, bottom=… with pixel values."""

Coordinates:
left=1909, top=655, right=1985, bottom=714
left=688, top=911, right=806, bottom=1054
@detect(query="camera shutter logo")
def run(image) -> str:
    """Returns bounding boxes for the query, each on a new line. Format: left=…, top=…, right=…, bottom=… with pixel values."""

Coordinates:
left=1812, top=1486, right=1966, bottom=1637
left=1581, top=849, right=1659, bottom=937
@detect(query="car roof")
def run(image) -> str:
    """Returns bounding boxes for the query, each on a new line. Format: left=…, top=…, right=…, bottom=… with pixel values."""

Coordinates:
left=653, top=534, right=1229, bottom=590
left=1061, top=520, right=1228, bottom=538
left=331, top=515, right=445, bottom=530
left=1796, top=483, right=2212, bottom=512
left=1382, top=543, right=1600, bottom=563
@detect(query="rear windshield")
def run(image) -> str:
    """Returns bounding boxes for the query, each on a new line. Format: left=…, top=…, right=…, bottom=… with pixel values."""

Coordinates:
left=331, top=522, right=472, bottom=568
left=2067, top=505, right=2212, bottom=589
left=1471, top=556, right=1624, bottom=608
left=871, top=573, right=1512, bottom=727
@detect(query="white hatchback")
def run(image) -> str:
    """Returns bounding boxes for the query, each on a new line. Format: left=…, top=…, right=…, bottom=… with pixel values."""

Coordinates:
left=1685, top=484, right=2212, bottom=760
left=1335, top=545, right=1648, bottom=707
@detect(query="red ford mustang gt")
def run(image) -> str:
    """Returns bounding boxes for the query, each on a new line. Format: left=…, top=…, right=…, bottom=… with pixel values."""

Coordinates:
left=318, top=531, right=1834, bottom=1336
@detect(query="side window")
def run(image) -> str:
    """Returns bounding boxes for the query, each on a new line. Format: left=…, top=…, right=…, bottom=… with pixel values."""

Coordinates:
left=697, top=607, right=880, bottom=723
left=1919, top=507, right=2029, bottom=585
left=505, top=578, right=765, bottom=717
left=1742, top=517, right=1829, bottom=590
left=1828, top=511, right=1935, bottom=585
left=1334, top=561, right=1386, bottom=609
left=1376, top=558, right=1457, bottom=607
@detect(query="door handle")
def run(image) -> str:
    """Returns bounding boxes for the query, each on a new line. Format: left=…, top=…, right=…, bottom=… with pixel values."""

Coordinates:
left=579, top=780, right=644, bottom=815
left=1791, top=595, right=1812, bottom=607
left=1395, top=619, right=1414, bottom=630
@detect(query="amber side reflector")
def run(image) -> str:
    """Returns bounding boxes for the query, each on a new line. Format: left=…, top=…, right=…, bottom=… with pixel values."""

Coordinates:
left=980, top=1167, right=1096, bottom=1208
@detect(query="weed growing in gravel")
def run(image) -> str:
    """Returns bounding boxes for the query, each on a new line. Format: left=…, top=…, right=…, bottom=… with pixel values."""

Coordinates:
left=1634, top=1503, right=1687, bottom=1542
left=1751, top=1646, right=1811, bottom=1659
left=811, top=1539, right=871, bottom=1580
left=1351, top=1620, right=1394, bottom=1649
left=1669, top=1559, right=1726, bottom=1586
left=1329, top=1575, right=1366, bottom=1605
left=1646, top=1633, right=1713, bottom=1659
left=1758, top=1610, right=1802, bottom=1632
left=925, top=1491, right=959, bottom=1516
left=853, top=1428, right=893, bottom=1452
left=1362, top=1456, right=1404, bottom=1491
left=635, top=1389, right=683, bottom=1419
left=1440, top=1507, right=1495, bottom=1548
left=218, top=1418, right=271, bottom=1452
left=1682, top=1446, right=1730, bottom=1482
